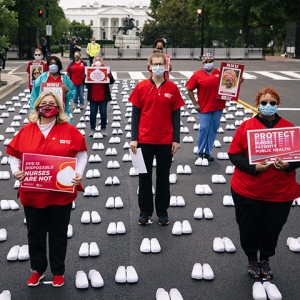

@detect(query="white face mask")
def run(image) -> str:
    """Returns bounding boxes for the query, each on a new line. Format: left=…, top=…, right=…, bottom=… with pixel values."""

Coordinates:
left=94, top=61, right=101, bottom=67
left=152, top=65, right=165, bottom=77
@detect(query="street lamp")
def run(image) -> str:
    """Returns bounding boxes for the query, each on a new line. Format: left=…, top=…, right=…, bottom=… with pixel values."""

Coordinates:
left=197, top=4, right=204, bottom=58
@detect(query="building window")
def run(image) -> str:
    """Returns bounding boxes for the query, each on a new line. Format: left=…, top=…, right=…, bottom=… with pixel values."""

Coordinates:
left=90, top=20, right=93, bottom=26
left=112, top=20, right=117, bottom=27
left=81, top=20, right=84, bottom=24
left=102, top=20, right=106, bottom=26
left=136, top=20, right=139, bottom=26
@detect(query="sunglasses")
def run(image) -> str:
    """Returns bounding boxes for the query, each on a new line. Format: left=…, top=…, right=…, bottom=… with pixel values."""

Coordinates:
left=260, top=100, right=277, bottom=106
left=33, top=72, right=40, bottom=75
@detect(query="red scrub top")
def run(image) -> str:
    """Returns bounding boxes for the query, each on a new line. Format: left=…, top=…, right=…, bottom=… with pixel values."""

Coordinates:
left=6, top=122, right=87, bottom=208
left=185, top=68, right=225, bottom=113
left=129, top=79, right=185, bottom=144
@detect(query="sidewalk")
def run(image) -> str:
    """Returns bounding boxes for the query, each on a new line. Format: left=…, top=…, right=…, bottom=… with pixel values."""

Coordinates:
left=0, top=73, right=26, bottom=100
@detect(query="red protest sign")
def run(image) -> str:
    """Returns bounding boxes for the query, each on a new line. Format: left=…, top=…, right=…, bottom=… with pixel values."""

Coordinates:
left=85, top=66, right=110, bottom=83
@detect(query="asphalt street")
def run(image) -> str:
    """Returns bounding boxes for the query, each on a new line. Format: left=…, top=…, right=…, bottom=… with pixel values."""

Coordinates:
left=0, top=58, right=300, bottom=300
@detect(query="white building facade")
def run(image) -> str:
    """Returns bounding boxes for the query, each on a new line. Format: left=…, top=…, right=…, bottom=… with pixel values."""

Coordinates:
left=64, top=2, right=151, bottom=42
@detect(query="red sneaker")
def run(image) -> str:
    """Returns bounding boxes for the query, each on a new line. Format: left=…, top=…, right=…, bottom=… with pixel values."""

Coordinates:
left=27, top=273, right=44, bottom=286
left=52, top=275, right=64, bottom=287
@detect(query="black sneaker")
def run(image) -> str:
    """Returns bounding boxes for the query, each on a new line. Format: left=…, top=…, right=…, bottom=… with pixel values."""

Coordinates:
left=158, top=216, right=170, bottom=226
left=138, top=215, right=148, bottom=226
left=203, top=154, right=214, bottom=161
left=247, top=261, right=261, bottom=279
left=260, top=260, right=273, bottom=279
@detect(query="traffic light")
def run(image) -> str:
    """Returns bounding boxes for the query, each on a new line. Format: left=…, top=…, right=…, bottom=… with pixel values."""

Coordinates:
left=197, top=8, right=202, bottom=24
left=38, top=8, right=43, bottom=18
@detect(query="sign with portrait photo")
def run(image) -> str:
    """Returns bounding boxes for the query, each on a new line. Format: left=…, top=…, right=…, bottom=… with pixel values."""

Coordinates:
left=247, top=127, right=300, bottom=164
left=41, top=82, right=65, bottom=104
left=21, top=153, right=77, bottom=193
left=30, top=65, right=43, bottom=86
left=216, top=62, right=244, bottom=101
left=85, top=66, right=110, bottom=83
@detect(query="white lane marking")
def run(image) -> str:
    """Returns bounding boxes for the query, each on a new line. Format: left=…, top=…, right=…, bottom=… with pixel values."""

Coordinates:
left=178, top=71, right=194, bottom=78
left=242, top=72, right=257, bottom=79
left=254, top=71, right=294, bottom=80
left=128, top=72, right=146, bottom=79
left=112, top=71, right=117, bottom=79
left=278, top=108, right=300, bottom=111
left=279, top=71, right=300, bottom=79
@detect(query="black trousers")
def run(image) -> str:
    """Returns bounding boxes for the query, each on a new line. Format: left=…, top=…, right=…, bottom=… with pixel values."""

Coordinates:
left=24, top=203, right=72, bottom=275
left=88, top=55, right=94, bottom=66
left=138, top=144, right=173, bottom=217
left=232, top=188, right=292, bottom=262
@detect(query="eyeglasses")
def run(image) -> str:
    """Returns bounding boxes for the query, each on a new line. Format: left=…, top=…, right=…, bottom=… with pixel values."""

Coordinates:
left=33, top=72, right=40, bottom=75
left=260, top=100, right=277, bottom=106
left=152, top=63, right=164, bottom=66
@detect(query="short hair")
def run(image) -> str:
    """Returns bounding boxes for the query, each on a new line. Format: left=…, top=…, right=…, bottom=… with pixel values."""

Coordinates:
left=72, top=36, right=77, bottom=41
left=91, top=37, right=96, bottom=40
left=255, top=87, right=281, bottom=106
left=149, top=53, right=166, bottom=65
left=47, top=56, right=63, bottom=73
left=29, top=90, right=69, bottom=123
left=154, top=38, right=166, bottom=48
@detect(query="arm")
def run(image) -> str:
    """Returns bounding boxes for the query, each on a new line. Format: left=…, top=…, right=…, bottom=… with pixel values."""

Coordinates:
left=30, top=77, right=42, bottom=110
left=187, top=88, right=201, bottom=111
left=130, top=104, right=141, bottom=154
left=172, top=108, right=180, bottom=154
left=75, top=151, right=88, bottom=176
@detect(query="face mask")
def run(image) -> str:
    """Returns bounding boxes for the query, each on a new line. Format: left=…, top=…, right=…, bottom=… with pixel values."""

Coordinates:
left=203, top=62, right=214, bottom=71
left=94, top=61, right=101, bottom=67
left=92, top=40, right=96, bottom=44
left=259, top=104, right=278, bottom=117
left=49, top=64, right=58, bottom=74
left=156, top=47, right=163, bottom=51
left=38, top=105, right=59, bottom=118
left=152, top=65, right=165, bottom=77
left=34, top=55, right=41, bottom=60
left=74, top=56, right=80, bottom=60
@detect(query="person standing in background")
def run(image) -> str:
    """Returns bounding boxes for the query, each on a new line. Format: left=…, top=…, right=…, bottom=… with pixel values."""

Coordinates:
left=39, top=37, right=47, bottom=60
left=69, top=37, right=81, bottom=60
left=86, top=37, right=100, bottom=66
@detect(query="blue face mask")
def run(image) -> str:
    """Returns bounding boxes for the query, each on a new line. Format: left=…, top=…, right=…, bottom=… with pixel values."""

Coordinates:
left=49, top=64, right=58, bottom=74
left=203, top=62, right=214, bottom=71
left=152, top=65, right=165, bottom=77
left=259, top=103, right=278, bottom=117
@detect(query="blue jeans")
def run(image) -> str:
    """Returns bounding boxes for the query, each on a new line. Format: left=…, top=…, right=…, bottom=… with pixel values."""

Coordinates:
left=73, top=85, right=84, bottom=105
left=197, top=109, right=223, bottom=156
left=90, top=100, right=107, bottom=130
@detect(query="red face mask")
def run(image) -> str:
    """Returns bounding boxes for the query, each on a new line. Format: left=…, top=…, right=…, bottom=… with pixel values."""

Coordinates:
left=38, top=105, right=59, bottom=118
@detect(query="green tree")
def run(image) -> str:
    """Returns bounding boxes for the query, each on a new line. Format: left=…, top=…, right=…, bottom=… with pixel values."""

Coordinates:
left=69, top=21, right=93, bottom=47
left=0, top=0, right=18, bottom=51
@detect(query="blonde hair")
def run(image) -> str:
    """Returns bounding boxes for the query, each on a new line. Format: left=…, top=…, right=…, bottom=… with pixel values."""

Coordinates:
left=29, top=90, right=69, bottom=123
left=74, top=51, right=81, bottom=57
left=149, top=53, right=166, bottom=65
left=93, top=54, right=103, bottom=63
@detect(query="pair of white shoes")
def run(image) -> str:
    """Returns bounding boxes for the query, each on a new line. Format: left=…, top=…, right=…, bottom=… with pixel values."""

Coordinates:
left=122, top=153, right=132, bottom=162
left=92, top=142, right=104, bottom=150
left=223, top=136, right=233, bottom=143
left=194, top=207, right=213, bottom=219
left=140, top=238, right=161, bottom=253
left=195, top=157, right=209, bottom=166
left=225, top=113, right=234, bottom=119
left=195, top=184, right=212, bottom=195
left=115, top=266, right=138, bottom=283
left=111, top=121, right=121, bottom=128
left=0, top=290, right=11, bottom=300
left=93, top=132, right=103, bottom=139
left=213, top=237, right=236, bottom=252
left=0, top=228, right=7, bottom=241
left=76, top=123, right=86, bottom=129
left=225, top=124, right=235, bottom=130
left=156, top=288, right=183, bottom=300
left=86, top=169, right=100, bottom=178
left=112, top=129, right=123, bottom=135
left=79, top=242, right=100, bottom=257
left=187, top=116, right=196, bottom=123
left=182, top=136, right=193, bottom=143
left=75, top=270, right=104, bottom=289
left=176, top=165, right=192, bottom=174
left=1, top=200, right=19, bottom=210
left=217, top=152, right=229, bottom=160
left=217, top=127, right=224, bottom=133
left=109, top=137, right=121, bottom=144
left=213, top=140, right=221, bottom=148
left=172, top=220, right=192, bottom=235
left=180, top=126, right=189, bottom=133
left=253, top=282, right=282, bottom=300
left=123, top=141, right=130, bottom=149
left=169, top=174, right=177, bottom=184
left=126, top=132, right=132, bottom=138
left=0, top=157, right=9, bottom=165
left=191, top=263, right=214, bottom=280
left=7, top=245, right=29, bottom=261
left=81, top=211, right=101, bottom=224
left=106, top=196, right=124, bottom=208
left=193, top=123, right=200, bottom=129
left=105, top=147, right=117, bottom=156
left=286, top=237, right=300, bottom=252
left=225, top=165, right=235, bottom=174
left=235, top=120, right=244, bottom=126
left=83, top=185, right=99, bottom=196
left=170, top=196, right=185, bottom=207
left=107, top=160, right=120, bottom=169
left=107, top=222, right=126, bottom=234
left=212, top=174, right=226, bottom=183
left=88, top=154, right=101, bottom=163
left=5, top=127, right=15, bottom=133
left=129, top=167, right=138, bottom=176
left=223, top=195, right=235, bottom=206
left=105, top=176, right=120, bottom=185
left=10, top=121, right=20, bottom=127
left=125, top=124, right=131, bottom=131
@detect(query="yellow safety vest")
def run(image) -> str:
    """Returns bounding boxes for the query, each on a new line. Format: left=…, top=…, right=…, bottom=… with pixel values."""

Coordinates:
left=87, top=43, right=100, bottom=57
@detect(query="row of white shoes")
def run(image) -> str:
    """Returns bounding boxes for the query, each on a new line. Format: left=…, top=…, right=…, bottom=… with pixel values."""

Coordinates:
left=106, top=196, right=124, bottom=208
left=7, top=245, right=29, bottom=261
left=79, top=242, right=100, bottom=257
left=172, top=220, right=192, bottom=235
left=105, top=176, right=120, bottom=185
left=140, top=238, right=161, bottom=253
left=85, top=169, right=100, bottom=178
left=170, top=196, right=185, bottom=207
left=253, top=281, right=282, bottom=300
left=83, top=185, right=99, bottom=196
left=75, top=270, right=104, bottom=289
left=213, top=237, right=236, bottom=252
left=81, top=211, right=101, bottom=223
left=0, top=171, right=10, bottom=179
left=107, top=222, right=126, bottom=234
left=0, top=290, right=11, bottom=300
left=176, top=165, right=192, bottom=174
left=1, top=200, right=19, bottom=210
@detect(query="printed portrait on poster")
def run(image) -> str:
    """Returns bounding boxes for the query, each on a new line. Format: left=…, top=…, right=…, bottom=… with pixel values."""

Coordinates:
left=30, top=65, right=43, bottom=86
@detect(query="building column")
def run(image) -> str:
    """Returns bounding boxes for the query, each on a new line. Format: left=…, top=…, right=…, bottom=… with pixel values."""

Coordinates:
left=119, top=18, right=122, bottom=27
left=108, top=18, right=111, bottom=40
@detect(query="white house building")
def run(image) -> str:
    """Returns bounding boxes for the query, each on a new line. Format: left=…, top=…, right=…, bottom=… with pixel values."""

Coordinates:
left=63, top=1, right=151, bottom=42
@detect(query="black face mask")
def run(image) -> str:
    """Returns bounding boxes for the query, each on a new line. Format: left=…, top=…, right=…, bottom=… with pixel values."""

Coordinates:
left=157, top=47, right=163, bottom=50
